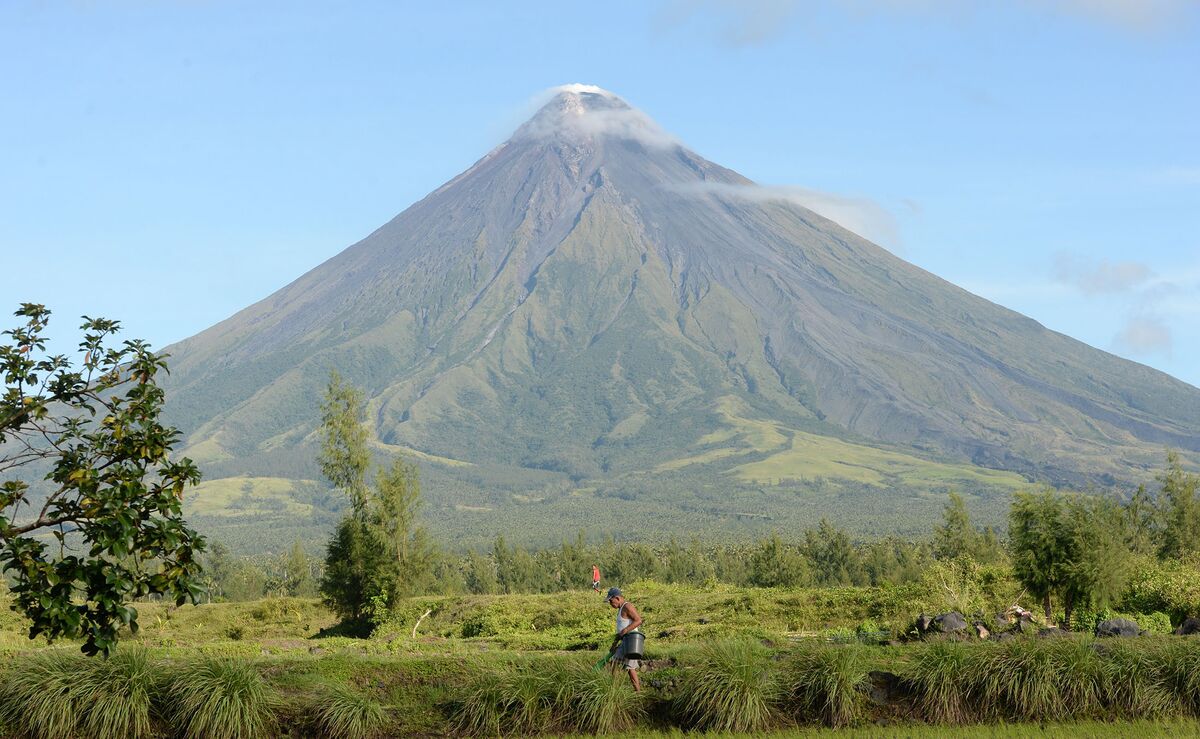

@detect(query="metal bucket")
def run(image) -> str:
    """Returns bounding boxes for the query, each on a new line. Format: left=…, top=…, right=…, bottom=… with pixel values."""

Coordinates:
left=621, top=631, right=645, bottom=659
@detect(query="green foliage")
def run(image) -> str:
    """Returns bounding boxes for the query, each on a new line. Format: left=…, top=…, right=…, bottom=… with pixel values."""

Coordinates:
left=0, top=304, right=206, bottom=655
left=675, top=639, right=781, bottom=732
left=934, top=492, right=1004, bottom=563
left=749, top=533, right=809, bottom=587
left=309, top=683, right=386, bottom=739
left=165, top=657, right=277, bottom=739
left=0, top=650, right=86, bottom=739
left=785, top=644, right=870, bottom=728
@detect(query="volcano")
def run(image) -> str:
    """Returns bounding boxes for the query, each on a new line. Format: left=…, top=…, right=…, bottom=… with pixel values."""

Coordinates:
left=162, top=85, right=1200, bottom=550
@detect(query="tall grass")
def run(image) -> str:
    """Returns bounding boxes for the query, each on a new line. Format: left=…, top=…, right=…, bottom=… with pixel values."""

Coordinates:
left=164, top=656, right=277, bottom=739
left=309, top=683, right=386, bottom=739
left=675, top=639, right=782, bottom=733
left=76, top=647, right=160, bottom=739
left=552, top=663, right=645, bottom=733
left=1101, top=640, right=1179, bottom=718
left=0, top=650, right=82, bottom=739
left=785, top=644, right=870, bottom=728
left=1158, top=640, right=1200, bottom=714
left=904, top=640, right=981, bottom=723
left=455, top=665, right=555, bottom=735
left=0, top=647, right=160, bottom=739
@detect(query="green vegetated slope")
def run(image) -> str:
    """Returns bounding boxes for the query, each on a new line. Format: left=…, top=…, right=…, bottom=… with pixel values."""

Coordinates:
left=156, top=88, right=1200, bottom=550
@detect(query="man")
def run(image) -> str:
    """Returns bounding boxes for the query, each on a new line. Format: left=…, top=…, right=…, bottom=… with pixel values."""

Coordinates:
left=605, top=587, right=643, bottom=692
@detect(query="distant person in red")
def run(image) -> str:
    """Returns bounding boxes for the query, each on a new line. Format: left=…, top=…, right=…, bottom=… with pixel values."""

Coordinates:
left=592, top=564, right=602, bottom=592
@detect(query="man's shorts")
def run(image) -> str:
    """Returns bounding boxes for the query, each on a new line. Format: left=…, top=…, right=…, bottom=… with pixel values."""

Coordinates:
left=613, top=635, right=640, bottom=671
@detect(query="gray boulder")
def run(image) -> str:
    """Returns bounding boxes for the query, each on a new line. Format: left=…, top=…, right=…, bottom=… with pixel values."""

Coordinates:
left=933, top=611, right=969, bottom=634
left=1174, top=617, right=1200, bottom=636
left=1095, top=618, right=1142, bottom=638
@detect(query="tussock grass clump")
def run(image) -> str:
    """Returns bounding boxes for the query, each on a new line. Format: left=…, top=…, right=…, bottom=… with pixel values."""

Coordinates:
left=1158, top=640, right=1200, bottom=713
left=165, top=656, right=277, bottom=739
left=974, top=637, right=1105, bottom=722
left=552, top=663, right=645, bottom=733
left=0, top=647, right=160, bottom=739
left=904, top=640, right=981, bottom=723
left=785, top=644, right=870, bottom=728
left=455, top=665, right=555, bottom=735
left=76, top=647, right=160, bottom=739
left=0, top=650, right=83, bottom=739
left=1100, top=640, right=1179, bottom=718
left=309, top=683, right=386, bottom=739
left=675, top=639, right=782, bottom=733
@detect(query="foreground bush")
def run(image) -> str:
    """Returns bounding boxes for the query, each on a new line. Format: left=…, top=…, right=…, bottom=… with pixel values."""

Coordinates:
left=553, top=663, right=645, bottom=733
left=675, top=639, right=782, bottom=732
left=165, top=656, right=277, bottom=739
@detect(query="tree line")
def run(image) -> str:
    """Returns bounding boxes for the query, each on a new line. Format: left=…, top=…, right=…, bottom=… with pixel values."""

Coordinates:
left=203, top=369, right=1200, bottom=634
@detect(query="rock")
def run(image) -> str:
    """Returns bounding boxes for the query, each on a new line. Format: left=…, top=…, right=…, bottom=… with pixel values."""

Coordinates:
left=657, top=629, right=674, bottom=639
left=308, top=646, right=326, bottom=656
left=990, top=631, right=1016, bottom=642
left=972, top=621, right=990, bottom=640
left=1175, top=617, right=1200, bottom=636
left=867, top=670, right=907, bottom=706
left=1014, top=616, right=1038, bottom=634
left=697, top=617, right=709, bottom=625
left=916, top=614, right=935, bottom=635
left=933, top=611, right=968, bottom=634
left=1096, top=618, right=1142, bottom=638
left=1037, top=626, right=1068, bottom=638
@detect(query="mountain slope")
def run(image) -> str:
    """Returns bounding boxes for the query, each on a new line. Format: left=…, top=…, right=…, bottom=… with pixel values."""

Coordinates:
left=162, top=86, right=1200, bottom=550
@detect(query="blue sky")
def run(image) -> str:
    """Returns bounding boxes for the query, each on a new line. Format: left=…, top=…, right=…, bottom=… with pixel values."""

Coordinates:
left=2, top=1, right=1197, bottom=386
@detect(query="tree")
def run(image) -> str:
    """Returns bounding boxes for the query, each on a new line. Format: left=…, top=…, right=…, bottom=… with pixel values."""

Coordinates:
left=0, top=304, right=206, bottom=655
left=933, top=492, right=1003, bottom=563
left=370, top=456, right=431, bottom=600
left=748, top=534, right=808, bottom=588
left=1009, top=489, right=1132, bottom=627
left=318, top=371, right=370, bottom=517
left=1157, top=451, right=1200, bottom=559
left=316, top=371, right=432, bottom=621
left=804, top=519, right=862, bottom=585
left=1009, top=490, right=1072, bottom=621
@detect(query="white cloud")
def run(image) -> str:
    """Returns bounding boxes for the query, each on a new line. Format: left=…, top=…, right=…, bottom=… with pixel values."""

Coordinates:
left=1113, top=315, right=1173, bottom=355
left=514, top=85, right=681, bottom=149
left=1053, top=252, right=1154, bottom=294
left=657, top=0, right=1193, bottom=45
left=672, top=181, right=901, bottom=248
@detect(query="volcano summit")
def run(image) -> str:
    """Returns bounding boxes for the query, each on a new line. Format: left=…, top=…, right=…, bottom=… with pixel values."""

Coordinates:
left=163, top=86, right=1200, bottom=550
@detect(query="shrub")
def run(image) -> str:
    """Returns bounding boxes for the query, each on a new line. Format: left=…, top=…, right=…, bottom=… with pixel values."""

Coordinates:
left=310, top=684, right=386, bottom=739
left=975, top=637, right=1104, bottom=722
left=675, top=639, right=782, bottom=732
left=165, top=657, right=277, bottom=739
left=785, top=644, right=870, bottom=727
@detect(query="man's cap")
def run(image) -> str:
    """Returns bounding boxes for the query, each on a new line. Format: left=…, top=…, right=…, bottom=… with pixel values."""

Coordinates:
left=606, top=587, right=622, bottom=600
